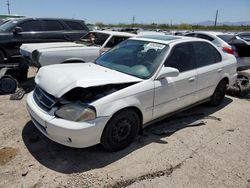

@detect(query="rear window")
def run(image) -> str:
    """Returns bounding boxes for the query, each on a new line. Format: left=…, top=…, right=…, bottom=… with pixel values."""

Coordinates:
left=185, top=33, right=196, bottom=37
left=42, top=20, right=64, bottom=31
left=196, top=34, right=214, bottom=41
left=64, top=21, right=85, bottom=30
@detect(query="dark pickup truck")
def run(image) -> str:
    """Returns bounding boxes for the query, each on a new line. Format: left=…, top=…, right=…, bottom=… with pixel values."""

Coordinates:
left=0, top=17, right=89, bottom=63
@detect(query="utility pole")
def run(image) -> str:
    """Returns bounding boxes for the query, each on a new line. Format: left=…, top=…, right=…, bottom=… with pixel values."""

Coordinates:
left=214, top=10, right=218, bottom=27
left=6, top=0, right=11, bottom=15
left=132, top=16, right=135, bottom=27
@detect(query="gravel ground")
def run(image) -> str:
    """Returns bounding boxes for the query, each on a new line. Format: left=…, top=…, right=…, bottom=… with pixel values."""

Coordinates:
left=0, top=68, right=249, bottom=188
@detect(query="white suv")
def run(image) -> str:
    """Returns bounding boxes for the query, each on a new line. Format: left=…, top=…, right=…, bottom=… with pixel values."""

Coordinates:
left=26, top=35, right=237, bottom=151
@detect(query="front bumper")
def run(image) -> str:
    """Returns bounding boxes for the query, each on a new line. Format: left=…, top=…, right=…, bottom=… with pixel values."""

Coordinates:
left=26, top=92, right=110, bottom=148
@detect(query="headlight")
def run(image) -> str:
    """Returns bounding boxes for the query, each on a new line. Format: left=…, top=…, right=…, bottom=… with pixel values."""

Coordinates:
left=55, top=104, right=96, bottom=122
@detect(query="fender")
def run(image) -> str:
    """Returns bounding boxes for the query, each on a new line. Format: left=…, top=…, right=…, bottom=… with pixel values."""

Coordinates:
left=94, top=96, right=152, bottom=124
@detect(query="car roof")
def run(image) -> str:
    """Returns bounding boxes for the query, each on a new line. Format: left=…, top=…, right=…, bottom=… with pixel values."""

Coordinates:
left=8, top=17, right=85, bottom=22
left=130, top=35, right=206, bottom=45
left=91, top=30, right=136, bottom=37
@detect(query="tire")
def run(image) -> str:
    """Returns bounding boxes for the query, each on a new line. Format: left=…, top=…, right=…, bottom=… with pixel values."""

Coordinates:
left=0, top=76, right=17, bottom=94
left=227, top=71, right=250, bottom=97
left=210, top=80, right=227, bottom=106
left=101, top=109, right=140, bottom=152
left=0, top=50, right=5, bottom=64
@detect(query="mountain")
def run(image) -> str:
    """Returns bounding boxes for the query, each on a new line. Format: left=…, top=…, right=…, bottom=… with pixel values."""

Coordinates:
left=195, top=20, right=250, bottom=26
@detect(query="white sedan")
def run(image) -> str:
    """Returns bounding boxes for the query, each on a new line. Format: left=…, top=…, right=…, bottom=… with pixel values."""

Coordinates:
left=26, top=35, right=237, bottom=151
left=20, top=31, right=135, bottom=67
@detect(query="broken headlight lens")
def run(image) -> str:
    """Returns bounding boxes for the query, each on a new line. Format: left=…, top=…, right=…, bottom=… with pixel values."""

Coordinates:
left=55, top=104, right=96, bottom=122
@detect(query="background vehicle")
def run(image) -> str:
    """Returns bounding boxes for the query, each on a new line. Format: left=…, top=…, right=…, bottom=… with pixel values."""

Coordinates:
left=185, top=31, right=236, bottom=55
left=26, top=35, right=237, bottom=151
left=20, top=31, right=135, bottom=67
left=186, top=31, right=250, bottom=96
left=218, top=32, right=250, bottom=70
left=0, top=17, right=89, bottom=64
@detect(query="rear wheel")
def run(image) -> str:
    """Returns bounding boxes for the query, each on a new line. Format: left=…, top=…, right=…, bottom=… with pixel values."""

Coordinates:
left=210, top=80, right=227, bottom=106
left=101, top=109, right=140, bottom=152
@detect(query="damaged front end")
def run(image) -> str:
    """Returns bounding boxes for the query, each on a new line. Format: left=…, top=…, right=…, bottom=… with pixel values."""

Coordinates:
left=61, top=83, right=136, bottom=103
left=33, top=82, right=137, bottom=122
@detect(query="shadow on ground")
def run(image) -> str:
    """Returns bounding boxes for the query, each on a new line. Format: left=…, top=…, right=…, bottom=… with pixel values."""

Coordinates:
left=22, top=97, right=232, bottom=174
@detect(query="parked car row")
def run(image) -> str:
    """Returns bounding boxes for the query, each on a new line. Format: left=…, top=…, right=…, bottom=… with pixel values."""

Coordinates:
left=0, top=17, right=242, bottom=151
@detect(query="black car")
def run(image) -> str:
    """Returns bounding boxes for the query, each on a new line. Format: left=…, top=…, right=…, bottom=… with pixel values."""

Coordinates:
left=0, top=17, right=89, bottom=63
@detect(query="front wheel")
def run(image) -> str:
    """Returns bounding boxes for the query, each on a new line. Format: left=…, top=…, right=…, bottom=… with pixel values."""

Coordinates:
left=210, top=80, right=227, bottom=106
left=101, top=110, right=140, bottom=152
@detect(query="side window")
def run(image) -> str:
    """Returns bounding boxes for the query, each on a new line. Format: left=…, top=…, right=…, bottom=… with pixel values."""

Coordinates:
left=193, top=42, right=221, bottom=67
left=164, top=43, right=196, bottom=72
left=42, top=20, right=64, bottom=31
left=196, top=34, right=214, bottom=41
left=64, top=21, right=85, bottom=30
left=105, top=36, right=129, bottom=48
left=18, top=20, right=42, bottom=32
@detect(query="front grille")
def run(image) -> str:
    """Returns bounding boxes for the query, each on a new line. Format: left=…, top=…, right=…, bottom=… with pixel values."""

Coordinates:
left=33, top=86, right=57, bottom=111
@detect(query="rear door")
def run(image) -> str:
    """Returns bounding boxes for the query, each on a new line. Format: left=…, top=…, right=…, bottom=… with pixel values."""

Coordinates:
left=192, top=41, right=223, bottom=102
left=153, top=42, right=197, bottom=119
left=63, top=20, right=89, bottom=41
left=40, top=19, right=67, bottom=42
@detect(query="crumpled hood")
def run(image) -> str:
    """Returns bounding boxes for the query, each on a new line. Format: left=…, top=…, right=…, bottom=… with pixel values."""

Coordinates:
left=35, top=63, right=142, bottom=98
left=20, top=42, right=84, bottom=57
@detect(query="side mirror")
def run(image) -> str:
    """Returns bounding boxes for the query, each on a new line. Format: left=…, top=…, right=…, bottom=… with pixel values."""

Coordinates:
left=13, top=27, right=23, bottom=34
left=156, top=67, right=179, bottom=80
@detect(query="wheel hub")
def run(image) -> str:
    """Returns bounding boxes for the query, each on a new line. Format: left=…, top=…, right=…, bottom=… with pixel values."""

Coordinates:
left=112, top=119, right=132, bottom=143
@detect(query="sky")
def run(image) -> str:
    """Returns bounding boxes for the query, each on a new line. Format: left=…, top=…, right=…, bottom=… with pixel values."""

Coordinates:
left=0, top=0, right=249, bottom=24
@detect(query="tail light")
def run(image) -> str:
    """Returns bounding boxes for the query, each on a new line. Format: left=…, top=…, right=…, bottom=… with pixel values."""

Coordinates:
left=222, top=46, right=238, bottom=57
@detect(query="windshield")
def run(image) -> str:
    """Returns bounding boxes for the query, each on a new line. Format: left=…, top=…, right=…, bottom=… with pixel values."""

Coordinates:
left=96, top=39, right=168, bottom=79
left=0, top=20, right=18, bottom=32
left=78, top=32, right=110, bottom=46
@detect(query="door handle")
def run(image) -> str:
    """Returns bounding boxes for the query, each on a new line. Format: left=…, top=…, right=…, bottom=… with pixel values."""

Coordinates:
left=217, top=68, right=223, bottom=73
left=188, top=77, right=195, bottom=82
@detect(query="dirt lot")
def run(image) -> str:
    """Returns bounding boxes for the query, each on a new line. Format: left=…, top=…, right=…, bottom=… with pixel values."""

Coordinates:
left=0, top=69, right=250, bottom=188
